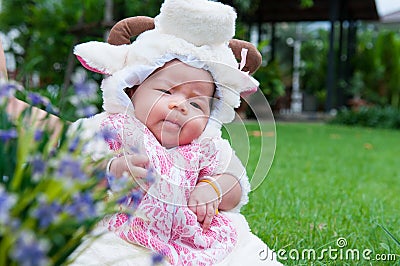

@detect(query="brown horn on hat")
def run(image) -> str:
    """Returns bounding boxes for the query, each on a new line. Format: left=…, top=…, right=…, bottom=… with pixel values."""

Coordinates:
left=107, top=16, right=155, bottom=45
left=228, top=39, right=262, bottom=75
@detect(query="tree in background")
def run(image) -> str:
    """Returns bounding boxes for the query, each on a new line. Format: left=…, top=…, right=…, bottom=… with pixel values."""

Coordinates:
left=0, top=0, right=162, bottom=120
left=352, top=27, right=400, bottom=109
left=374, top=31, right=400, bottom=108
left=299, top=28, right=328, bottom=110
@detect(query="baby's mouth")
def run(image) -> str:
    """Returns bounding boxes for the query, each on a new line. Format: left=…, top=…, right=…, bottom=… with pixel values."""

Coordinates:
left=162, top=119, right=181, bottom=130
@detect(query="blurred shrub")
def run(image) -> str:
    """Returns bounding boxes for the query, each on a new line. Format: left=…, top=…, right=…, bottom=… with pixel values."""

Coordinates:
left=329, top=106, right=400, bottom=129
left=0, top=78, right=147, bottom=265
left=254, top=60, right=285, bottom=105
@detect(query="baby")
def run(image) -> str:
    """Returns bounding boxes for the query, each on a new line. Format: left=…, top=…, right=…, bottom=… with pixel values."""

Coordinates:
left=70, top=0, right=281, bottom=265
left=96, top=59, right=243, bottom=265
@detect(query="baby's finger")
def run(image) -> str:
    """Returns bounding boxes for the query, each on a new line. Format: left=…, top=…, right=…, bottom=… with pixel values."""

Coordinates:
left=202, top=202, right=216, bottom=232
left=127, top=154, right=149, bottom=168
left=129, top=166, right=148, bottom=179
left=122, top=155, right=147, bottom=176
left=196, top=204, right=207, bottom=224
left=109, top=157, right=128, bottom=178
left=187, top=197, right=198, bottom=215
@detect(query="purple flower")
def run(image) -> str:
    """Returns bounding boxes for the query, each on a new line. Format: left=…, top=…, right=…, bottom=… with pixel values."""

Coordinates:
left=151, top=252, right=164, bottom=265
left=45, top=103, right=59, bottom=116
left=68, top=136, right=80, bottom=152
left=11, top=231, right=49, bottom=266
left=34, top=130, right=44, bottom=142
left=27, top=93, right=59, bottom=115
left=99, top=126, right=117, bottom=142
left=31, top=156, right=46, bottom=176
left=74, top=81, right=88, bottom=94
left=0, top=186, right=16, bottom=224
left=145, top=167, right=157, bottom=184
left=117, top=195, right=129, bottom=206
left=74, top=81, right=98, bottom=99
left=57, top=156, right=86, bottom=180
left=32, top=200, right=62, bottom=229
left=10, top=218, right=21, bottom=230
left=65, top=192, right=97, bottom=222
left=129, top=189, right=144, bottom=208
left=48, top=147, right=57, bottom=158
left=0, top=129, right=18, bottom=142
left=77, top=105, right=98, bottom=118
left=117, top=189, right=144, bottom=209
left=27, top=92, right=47, bottom=106
left=107, top=173, right=130, bottom=192
left=93, top=168, right=107, bottom=181
left=0, top=82, right=17, bottom=102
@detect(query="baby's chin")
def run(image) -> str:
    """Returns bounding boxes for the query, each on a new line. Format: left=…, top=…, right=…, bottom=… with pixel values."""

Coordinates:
left=155, top=134, right=179, bottom=149
left=158, top=136, right=193, bottom=149
left=154, top=126, right=202, bottom=148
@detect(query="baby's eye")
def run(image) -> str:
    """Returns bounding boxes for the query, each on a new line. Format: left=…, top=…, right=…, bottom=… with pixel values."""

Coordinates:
left=157, top=89, right=171, bottom=95
left=190, top=102, right=202, bottom=110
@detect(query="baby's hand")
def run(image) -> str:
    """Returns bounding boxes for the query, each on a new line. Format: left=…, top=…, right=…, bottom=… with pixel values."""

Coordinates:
left=188, top=182, right=220, bottom=232
left=108, top=154, right=151, bottom=189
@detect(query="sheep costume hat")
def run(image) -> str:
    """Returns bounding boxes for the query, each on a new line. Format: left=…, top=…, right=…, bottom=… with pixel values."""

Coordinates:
left=74, top=0, right=262, bottom=136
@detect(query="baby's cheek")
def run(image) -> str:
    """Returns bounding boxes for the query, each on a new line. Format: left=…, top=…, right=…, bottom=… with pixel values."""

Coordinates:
left=181, top=118, right=208, bottom=142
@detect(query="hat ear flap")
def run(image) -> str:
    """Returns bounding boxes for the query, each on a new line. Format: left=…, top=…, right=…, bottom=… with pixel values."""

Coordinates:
left=74, top=41, right=130, bottom=75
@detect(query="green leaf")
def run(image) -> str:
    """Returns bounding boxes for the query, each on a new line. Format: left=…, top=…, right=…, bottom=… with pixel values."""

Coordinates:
left=379, top=224, right=400, bottom=248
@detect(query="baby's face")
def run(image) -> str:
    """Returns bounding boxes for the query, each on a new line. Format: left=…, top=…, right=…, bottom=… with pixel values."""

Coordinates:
left=131, top=60, right=215, bottom=148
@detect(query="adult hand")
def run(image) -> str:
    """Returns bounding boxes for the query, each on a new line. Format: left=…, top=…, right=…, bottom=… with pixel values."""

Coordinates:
left=188, top=182, right=219, bottom=232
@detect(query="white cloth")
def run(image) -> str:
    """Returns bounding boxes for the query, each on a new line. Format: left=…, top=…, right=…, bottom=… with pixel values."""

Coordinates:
left=70, top=212, right=281, bottom=266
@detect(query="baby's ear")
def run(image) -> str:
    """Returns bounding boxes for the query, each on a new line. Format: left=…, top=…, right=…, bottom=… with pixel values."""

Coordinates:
left=74, top=41, right=130, bottom=75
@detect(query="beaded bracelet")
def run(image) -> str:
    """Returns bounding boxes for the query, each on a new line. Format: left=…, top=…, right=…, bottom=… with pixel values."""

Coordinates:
left=198, top=176, right=222, bottom=204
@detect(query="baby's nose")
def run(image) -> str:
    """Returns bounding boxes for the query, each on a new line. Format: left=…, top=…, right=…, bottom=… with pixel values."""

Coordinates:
left=168, top=100, right=188, bottom=115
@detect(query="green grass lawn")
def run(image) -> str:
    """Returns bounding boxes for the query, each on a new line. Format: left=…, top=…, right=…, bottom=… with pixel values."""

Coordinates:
left=230, top=122, right=400, bottom=265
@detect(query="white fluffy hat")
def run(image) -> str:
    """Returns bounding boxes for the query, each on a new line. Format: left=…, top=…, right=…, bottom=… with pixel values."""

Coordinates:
left=74, top=0, right=261, bottom=125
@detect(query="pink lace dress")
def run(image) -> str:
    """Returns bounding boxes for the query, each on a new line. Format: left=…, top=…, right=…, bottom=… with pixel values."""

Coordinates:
left=101, top=113, right=238, bottom=265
